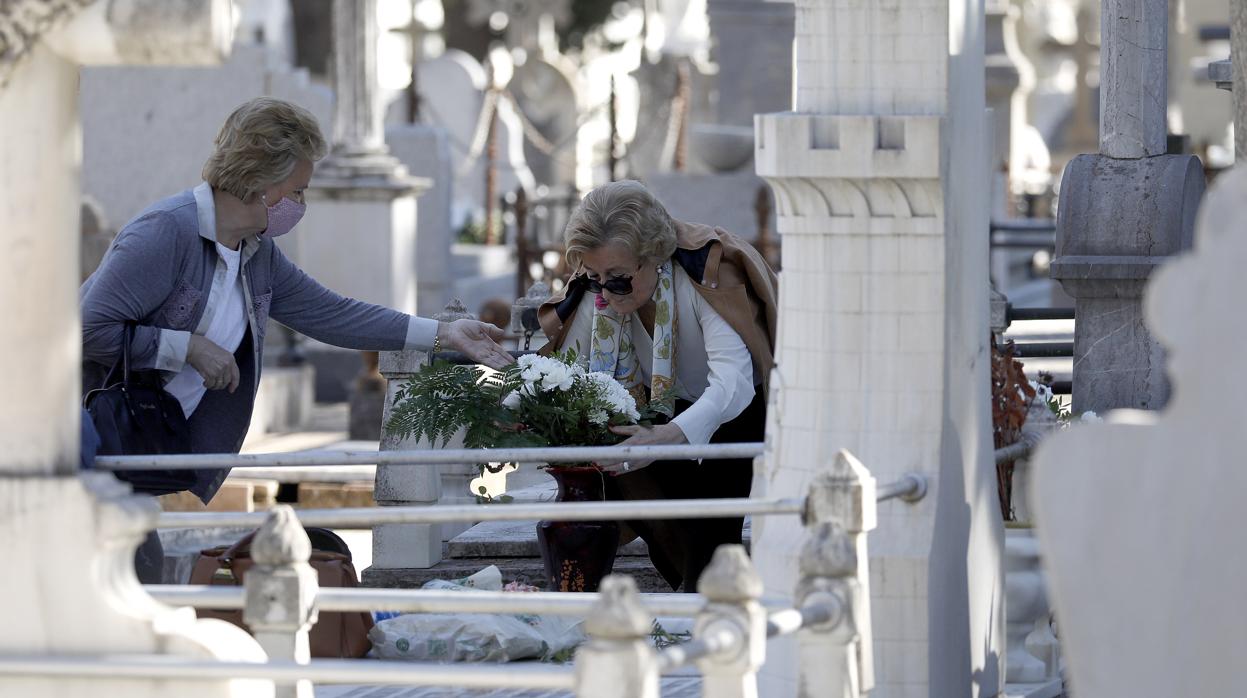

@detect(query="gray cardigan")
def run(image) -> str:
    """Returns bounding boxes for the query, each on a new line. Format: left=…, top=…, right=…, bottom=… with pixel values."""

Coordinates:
left=81, top=184, right=437, bottom=502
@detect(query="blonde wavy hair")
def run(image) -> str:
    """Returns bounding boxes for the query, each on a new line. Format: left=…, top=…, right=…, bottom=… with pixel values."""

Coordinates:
left=202, top=97, right=328, bottom=202
left=564, top=180, right=678, bottom=268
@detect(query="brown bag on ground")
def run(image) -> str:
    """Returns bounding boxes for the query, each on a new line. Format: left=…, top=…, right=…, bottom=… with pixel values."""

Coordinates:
left=188, top=527, right=374, bottom=658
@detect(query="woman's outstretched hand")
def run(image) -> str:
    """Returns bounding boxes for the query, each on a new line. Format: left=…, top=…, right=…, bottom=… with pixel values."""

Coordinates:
left=600, top=423, right=688, bottom=475
left=441, top=319, right=515, bottom=370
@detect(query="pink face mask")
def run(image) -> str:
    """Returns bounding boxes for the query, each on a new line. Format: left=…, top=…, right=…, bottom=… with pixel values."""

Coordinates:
left=261, top=194, right=306, bottom=238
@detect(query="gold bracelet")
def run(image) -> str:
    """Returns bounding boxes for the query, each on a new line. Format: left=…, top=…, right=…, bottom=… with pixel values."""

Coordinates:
left=432, top=331, right=442, bottom=354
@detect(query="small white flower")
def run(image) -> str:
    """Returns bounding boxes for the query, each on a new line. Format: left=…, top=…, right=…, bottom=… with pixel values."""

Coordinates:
left=588, top=409, right=609, bottom=425
left=502, top=391, right=521, bottom=409
left=541, top=364, right=576, bottom=391
left=516, top=354, right=540, bottom=370
left=1080, top=410, right=1101, bottom=423
left=583, top=372, right=639, bottom=421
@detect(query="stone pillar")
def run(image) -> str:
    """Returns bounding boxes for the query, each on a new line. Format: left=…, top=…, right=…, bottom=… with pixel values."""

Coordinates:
left=0, top=2, right=272, bottom=695
left=296, top=0, right=430, bottom=311
left=753, top=0, right=1004, bottom=695
left=295, top=0, right=433, bottom=424
left=323, top=0, right=392, bottom=176
left=1051, top=0, right=1206, bottom=414
left=705, top=0, right=793, bottom=129
left=1233, top=0, right=1247, bottom=161
left=364, top=299, right=476, bottom=583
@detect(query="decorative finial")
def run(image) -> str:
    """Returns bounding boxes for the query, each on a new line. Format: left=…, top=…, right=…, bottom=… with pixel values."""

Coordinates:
left=799, top=523, right=858, bottom=579
left=251, top=505, right=312, bottom=567
left=697, top=545, right=764, bottom=602
left=584, top=575, right=651, bottom=639
left=433, top=298, right=476, bottom=322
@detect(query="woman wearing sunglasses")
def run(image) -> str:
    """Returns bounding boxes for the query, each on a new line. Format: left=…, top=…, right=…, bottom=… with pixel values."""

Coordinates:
left=538, top=180, right=779, bottom=592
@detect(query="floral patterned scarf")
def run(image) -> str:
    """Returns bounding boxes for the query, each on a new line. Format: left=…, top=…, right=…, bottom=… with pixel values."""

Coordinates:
left=587, top=259, right=677, bottom=418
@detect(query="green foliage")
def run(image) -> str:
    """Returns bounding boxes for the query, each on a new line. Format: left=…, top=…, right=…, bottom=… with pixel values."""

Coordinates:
left=455, top=214, right=502, bottom=245
left=386, top=360, right=524, bottom=449
left=384, top=351, right=634, bottom=465
left=650, top=620, right=692, bottom=649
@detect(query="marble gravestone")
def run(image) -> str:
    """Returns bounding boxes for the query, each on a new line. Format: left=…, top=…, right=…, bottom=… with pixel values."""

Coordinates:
left=508, top=56, right=580, bottom=190
left=416, top=50, right=534, bottom=227
left=1033, top=166, right=1247, bottom=697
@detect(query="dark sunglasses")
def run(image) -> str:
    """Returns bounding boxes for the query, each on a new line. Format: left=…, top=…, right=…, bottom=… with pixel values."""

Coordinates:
left=583, top=263, right=643, bottom=296
left=585, top=274, right=635, bottom=296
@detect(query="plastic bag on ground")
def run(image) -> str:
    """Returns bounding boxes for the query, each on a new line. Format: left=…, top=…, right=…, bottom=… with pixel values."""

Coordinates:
left=368, top=565, right=585, bottom=662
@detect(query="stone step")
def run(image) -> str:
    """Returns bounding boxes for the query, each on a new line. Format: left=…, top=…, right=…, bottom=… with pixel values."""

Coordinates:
left=446, top=520, right=652, bottom=558
left=361, top=556, right=676, bottom=593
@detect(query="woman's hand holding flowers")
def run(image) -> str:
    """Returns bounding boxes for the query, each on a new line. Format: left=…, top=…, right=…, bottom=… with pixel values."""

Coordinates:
left=600, top=422, right=688, bottom=475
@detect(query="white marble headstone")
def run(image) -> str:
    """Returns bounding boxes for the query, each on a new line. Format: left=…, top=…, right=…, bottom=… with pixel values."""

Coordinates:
left=1032, top=167, right=1247, bottom=697
left=416, top=50, right=534, bottom=224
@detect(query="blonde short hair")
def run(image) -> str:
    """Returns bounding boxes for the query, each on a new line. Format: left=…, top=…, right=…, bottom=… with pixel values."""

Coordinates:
left=202, top=97, right=328, bottom=202
left=564, top=180, right=678, bottom=268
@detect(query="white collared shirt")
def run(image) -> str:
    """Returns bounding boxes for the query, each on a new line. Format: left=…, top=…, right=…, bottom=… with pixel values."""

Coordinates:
left=562, top=265, right=756, bottom=444
left=164, top=241, right=247, bottom=417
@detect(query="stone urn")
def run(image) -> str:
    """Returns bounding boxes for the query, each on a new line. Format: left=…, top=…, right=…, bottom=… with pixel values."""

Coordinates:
left=690, top=124, right=755, bottom=172
left=1004, top=527, right=1051, bottom=683
left=535, top=466, right=620, bottom=592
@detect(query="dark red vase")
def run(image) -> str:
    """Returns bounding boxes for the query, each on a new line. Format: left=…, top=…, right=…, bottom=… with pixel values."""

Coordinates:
left=535, top=466, right=620, bottom=592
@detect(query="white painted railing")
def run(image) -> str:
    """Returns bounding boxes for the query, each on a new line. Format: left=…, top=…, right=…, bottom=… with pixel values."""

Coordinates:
left=156, top=495, right=805, bottom=529
left=3, top=448, right=910, bottom=698
left=92, top=442, right=768, bottom=470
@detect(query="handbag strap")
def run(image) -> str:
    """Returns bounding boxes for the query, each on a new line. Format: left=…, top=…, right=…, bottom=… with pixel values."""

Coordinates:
left=217, top=527, right=353, bottom=566
left=220, top=529, right=259, bottom=564
left=102, top=322, right=137, bottom=389
left=121, top=322, right=134, bottom=388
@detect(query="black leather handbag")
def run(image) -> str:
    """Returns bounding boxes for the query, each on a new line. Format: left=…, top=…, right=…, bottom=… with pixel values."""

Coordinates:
left=84, top=323, right=196, bottom=495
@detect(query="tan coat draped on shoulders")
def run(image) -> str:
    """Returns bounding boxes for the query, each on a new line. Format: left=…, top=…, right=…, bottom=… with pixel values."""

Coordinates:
left=537, top=220, right=779, bottom=394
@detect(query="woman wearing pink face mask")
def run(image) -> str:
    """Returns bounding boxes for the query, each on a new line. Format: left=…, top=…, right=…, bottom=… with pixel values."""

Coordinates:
left=80, top=98, right=512, bottom=581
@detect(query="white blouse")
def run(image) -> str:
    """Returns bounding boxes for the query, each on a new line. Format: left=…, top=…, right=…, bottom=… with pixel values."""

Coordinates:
left=561, top=264, right=756, bottom=445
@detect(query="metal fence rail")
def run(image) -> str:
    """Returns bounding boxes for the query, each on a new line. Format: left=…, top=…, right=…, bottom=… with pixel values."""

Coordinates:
left=144, top=585, right=722, bottom=617
left=1006, top=341, right=1074, bottom=358
left=1006, top=305, right=1075, bottom=322
left=995, top=440, right=1035, bottom=465
left=158, top=495, right=807, bottom=529
left=766, top=603, right=837, bottom=639
left=95, top=442, right=767, bottom=471
left=156, top=474, right=927, bottom=529
left=0, top=655, right=576, bottom=689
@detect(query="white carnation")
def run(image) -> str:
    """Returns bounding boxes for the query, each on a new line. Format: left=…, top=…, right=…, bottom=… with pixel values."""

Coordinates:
left=584, top=372, right=640, bottom=421
left=502, top=391, right=521, bottom=409
left=516, top=355, right=581, bottom=392
left=1079, top=410, right=1101, bottom=423
left=516, top=354, right=541, bottom=370
left=540, top=363, right=576, bottom=391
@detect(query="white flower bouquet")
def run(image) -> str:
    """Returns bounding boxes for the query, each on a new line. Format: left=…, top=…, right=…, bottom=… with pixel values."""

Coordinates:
left=386, top=349, right=640, bottom=464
